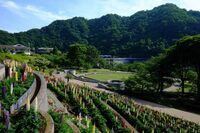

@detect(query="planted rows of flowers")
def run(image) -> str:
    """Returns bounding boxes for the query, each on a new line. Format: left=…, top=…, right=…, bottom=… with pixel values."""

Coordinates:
left=48, top=110, right=73, bottom=133
left=0, top=60, right=45, bottom=132
left=48, top=82, right=106, bottom=132
left=46, top=76, right=200, bottom=133
left=0, top=60, right=34, bottom=110
left=47, top=77, right=130, bottom=133
left=98, top=92, right=200, bottom=133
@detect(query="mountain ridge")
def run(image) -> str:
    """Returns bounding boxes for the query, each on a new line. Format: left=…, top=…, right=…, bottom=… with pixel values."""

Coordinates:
left=1, top=3, right=200, bottom=57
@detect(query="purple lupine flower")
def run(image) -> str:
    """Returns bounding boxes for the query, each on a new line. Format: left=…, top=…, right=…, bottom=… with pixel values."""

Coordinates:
left=0, top=103, right=1, bottom=115
left=20, top=73, right=23, bottom=82
left=2, top=85, right=6, bottom=99
left=3, top=110, right=10, bottom=129
left=21, top=64, right=25, bottom=69
left=13, top=81, right=16, bottom=87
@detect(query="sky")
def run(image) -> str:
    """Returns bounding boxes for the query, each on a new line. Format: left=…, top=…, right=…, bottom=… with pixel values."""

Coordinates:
left=0, top=0, right=200, bottom=33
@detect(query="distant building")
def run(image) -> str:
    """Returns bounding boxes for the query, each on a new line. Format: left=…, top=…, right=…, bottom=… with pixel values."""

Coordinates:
left=111, top=58, right=146, bottom=63
left=0, top=44, right=31, bottom=55
left=100, top=55, right=145, bottom=64
left=38, top=47, right=54, bottom=54
left=100, top=55, right=112, bottom=58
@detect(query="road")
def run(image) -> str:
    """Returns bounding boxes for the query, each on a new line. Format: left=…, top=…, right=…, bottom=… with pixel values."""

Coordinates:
left=164, top=84, right=180, bottom=92
left=53, top=73, right=200, bottom=125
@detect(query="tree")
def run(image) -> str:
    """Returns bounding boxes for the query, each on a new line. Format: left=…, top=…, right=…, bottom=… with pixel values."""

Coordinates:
left=68, top=44, right=87, bottom=68
left=86, top=45, right=100, bottom=67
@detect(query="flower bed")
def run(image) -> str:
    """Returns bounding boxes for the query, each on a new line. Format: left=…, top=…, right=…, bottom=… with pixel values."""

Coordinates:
left=49, top=110, right=73, bottom=133
left=0, top=73, right=34, bottom=110
left=47, top=76, right=200, bottom=132
left=0, top=108, right=45, bottom=132
left=92, top=97, right=130, bottom=133
left=48, top=81, right=131, bottom=132
left=48, top=83, right=107, bottom=132
left=100, top=92, right=200, bottom=132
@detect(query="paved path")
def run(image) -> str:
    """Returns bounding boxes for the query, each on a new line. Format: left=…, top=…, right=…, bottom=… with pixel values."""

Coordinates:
left=164, top=84, right=179, bottom=92
left=66, top=120, right=81, bottom=133
left=53, top=73, right=200, bottom=125
left=132, top=97, right=200, bottom=125
left=47, top=89, right=65, bottom=110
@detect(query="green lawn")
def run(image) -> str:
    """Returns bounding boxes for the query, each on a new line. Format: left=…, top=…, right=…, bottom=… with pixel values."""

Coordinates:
left=77, top=68, right=112, bottom=74
left=85, top=72, right=132, bottom=81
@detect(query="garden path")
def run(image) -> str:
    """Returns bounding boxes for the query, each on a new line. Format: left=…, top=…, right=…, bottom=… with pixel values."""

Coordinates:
left=47, top=89, right=68, bottom=113
left=66, top=120, right=81, bottom=133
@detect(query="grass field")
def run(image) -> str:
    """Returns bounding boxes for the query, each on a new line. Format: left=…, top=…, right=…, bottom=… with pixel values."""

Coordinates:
left=77, top=68, right=112, bottom=74
left=85, top=72, right=132, bottom=81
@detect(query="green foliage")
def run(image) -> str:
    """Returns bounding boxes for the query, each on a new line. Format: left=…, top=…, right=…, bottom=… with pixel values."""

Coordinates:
left=68, top=43, right=100, bottom=69
left=1, top=4, right=200, bottom=57
left=0, top=74, right=34, bottom=110
left=92, top=98, right=129, bottom=132
left=49, top=110, right=73, bottom=133
left=125, top=34, right=200, bottom=96
left=101, top=93, right=200, bottom=133
left=10, top=108, right=45, bottom=132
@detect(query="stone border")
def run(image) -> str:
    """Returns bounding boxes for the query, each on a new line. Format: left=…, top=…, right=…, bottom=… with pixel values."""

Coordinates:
left=31, top=71, right=48, bottom=112
left=40, top=110, right=54, bottom=133
left=10, top=71, right=54, bottom=133
left=10, top=78, right=37, bottom=113
left=0, top=63, right=5, bottom=80
left=66, top=120, right=81, bottom=133
left=31, top=72, right=54, bottom=133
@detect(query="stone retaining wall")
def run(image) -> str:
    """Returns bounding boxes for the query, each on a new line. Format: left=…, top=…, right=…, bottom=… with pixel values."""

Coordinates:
left=10, top=71, right=53, bottom=133
left=40, top=110, right=54, bottom=133
left=10, top=79, right=37, bottom=113
left=10, top=71, right=49, bottom=112
left=31, top=71, right=48, bottom=112
left=0, top=63, right=5, bottom=80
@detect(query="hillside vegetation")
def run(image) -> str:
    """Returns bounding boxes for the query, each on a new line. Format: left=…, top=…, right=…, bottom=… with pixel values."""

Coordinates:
left=1, top=4, right=200, bottom=57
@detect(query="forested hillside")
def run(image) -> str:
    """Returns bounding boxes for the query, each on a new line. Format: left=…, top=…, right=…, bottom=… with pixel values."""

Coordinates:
left=1, top=3, right=200, bottom=57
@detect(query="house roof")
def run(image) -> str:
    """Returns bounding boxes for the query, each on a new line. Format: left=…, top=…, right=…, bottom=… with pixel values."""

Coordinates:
left=0, top=44, right=30, bottom=50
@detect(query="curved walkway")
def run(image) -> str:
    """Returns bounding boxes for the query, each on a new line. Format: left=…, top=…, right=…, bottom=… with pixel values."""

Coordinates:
left=164, top=84, right=179, bottom=92
left=132, top=97, right=200, bottom=125
left=53, top=73, right=200, bottom=125
left=66, top=120, right=81, bottom=133
left=32, top=72, right=54, bottom=133
left=40, top=110, right=54, bottom=133
left=47, top=89, right=65, bottom=110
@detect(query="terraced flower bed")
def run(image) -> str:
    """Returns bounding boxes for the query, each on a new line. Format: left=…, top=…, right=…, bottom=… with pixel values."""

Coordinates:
left=47, top=81, right=130, bottom=133
left=99, top=92, right=200, bottom=132
left=47, top=76, right=200, bottom=132
left=49, top=110, right=73, bottom=133
left=0, top=108, right=45, bottom=132
left=0, top=73, right=34, bottom=110
left=48, top=83, right=104, bottom=132
left=0, top=60, right=39, bottom=132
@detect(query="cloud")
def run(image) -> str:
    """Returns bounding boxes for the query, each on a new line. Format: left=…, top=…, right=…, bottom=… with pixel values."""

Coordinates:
left=1, top=0, right=19, bottom=9
left=25, top=5, right=67, bottom=21
left=97, top=0, right=166, bottom=16
left=180, top=0, right=200, bottom=11
left=0, top=0, right=68, bottom=21
left=95, top=0, right=200, bottom=17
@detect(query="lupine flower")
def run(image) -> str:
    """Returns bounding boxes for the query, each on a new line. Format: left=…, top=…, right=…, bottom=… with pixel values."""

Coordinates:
left=2, top=85, right=6, bottom=98
left=3, top=110, right=10, bottom=129
left=10, top=83, right=13, bottom=94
